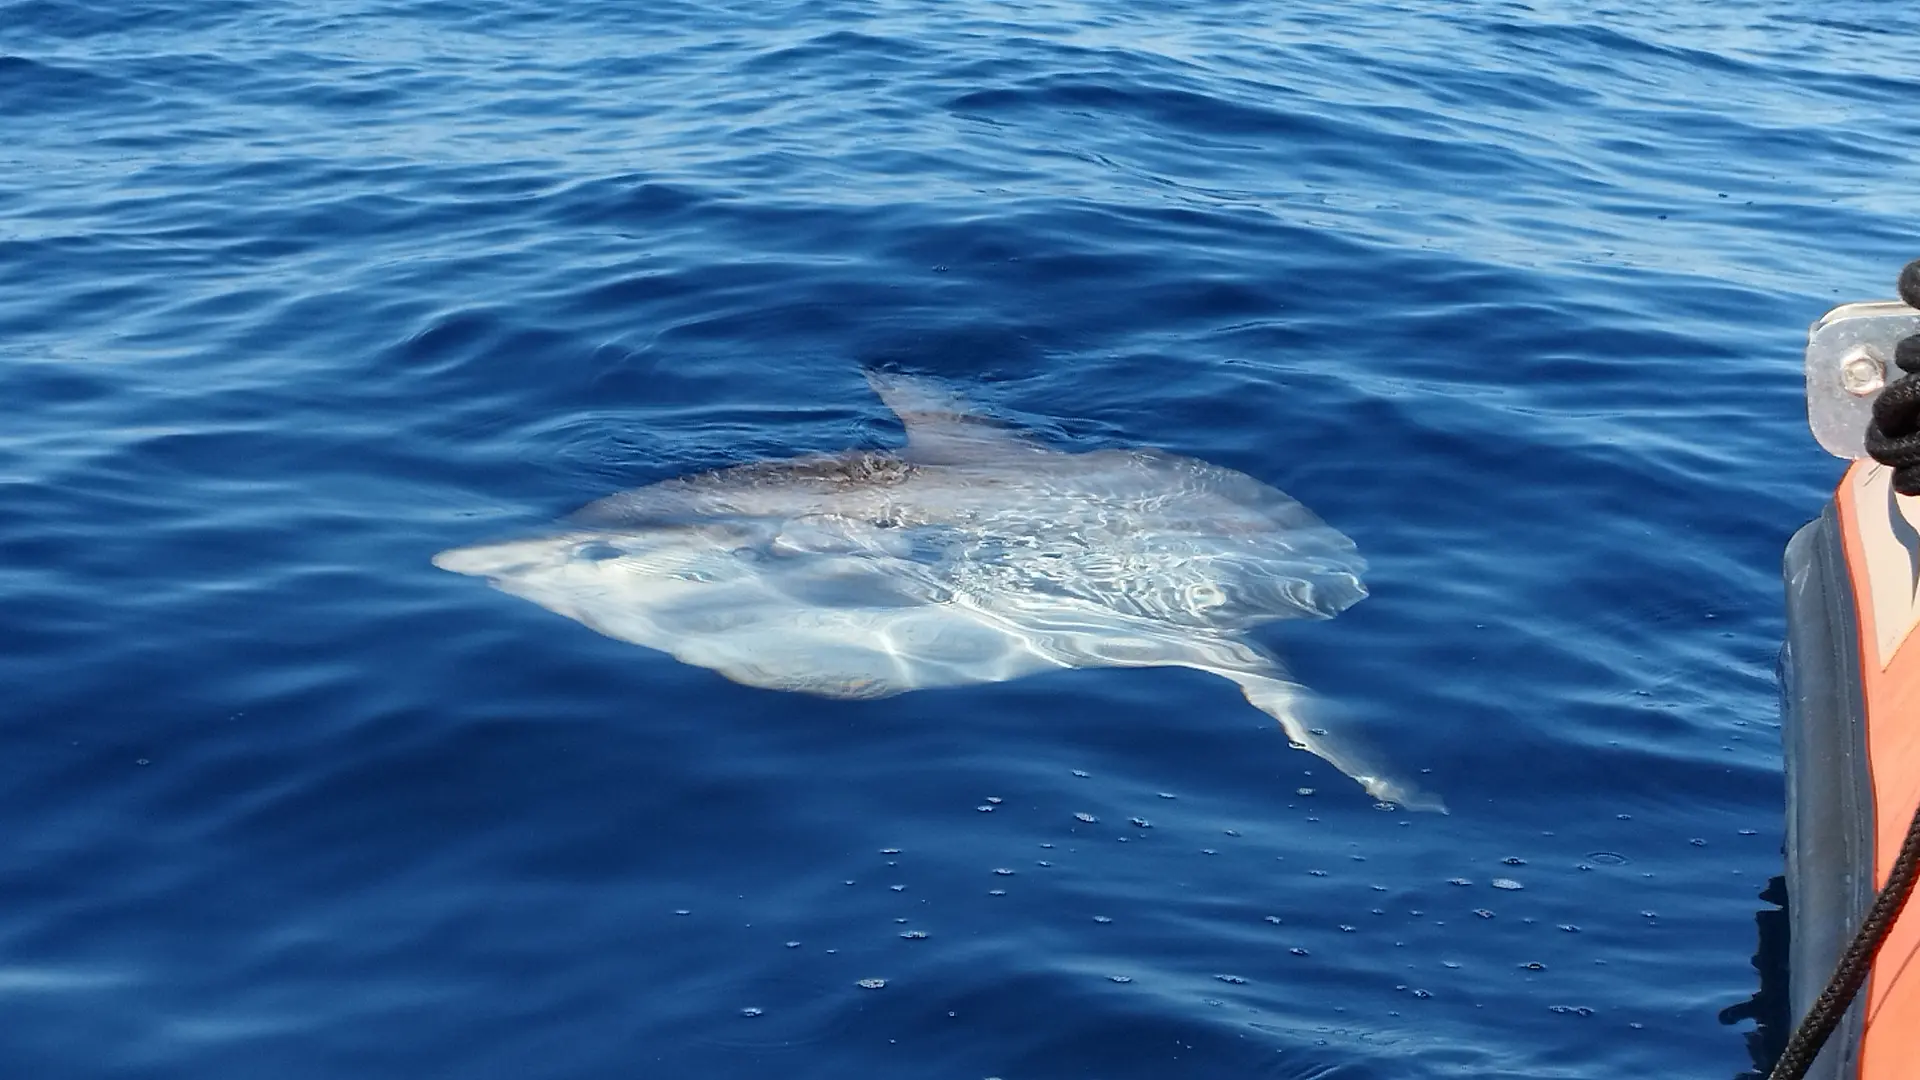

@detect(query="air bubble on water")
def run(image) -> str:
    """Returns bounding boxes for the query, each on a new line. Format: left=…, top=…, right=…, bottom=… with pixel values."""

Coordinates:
left=857, top=978, right=887, bottom=989
left=1491, top=879, right=1523, bottom=891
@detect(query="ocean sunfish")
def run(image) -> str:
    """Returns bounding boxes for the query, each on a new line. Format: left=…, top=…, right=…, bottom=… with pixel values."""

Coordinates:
left=435, top=371, right=1435, bottom=810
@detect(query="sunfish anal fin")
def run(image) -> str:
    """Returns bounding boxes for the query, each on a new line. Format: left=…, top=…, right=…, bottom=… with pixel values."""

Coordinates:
left=1205, top=666, right=1446, bottom=813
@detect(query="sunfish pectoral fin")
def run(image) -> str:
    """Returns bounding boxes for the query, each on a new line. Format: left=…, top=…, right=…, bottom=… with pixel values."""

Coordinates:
left=863, top=369, right=1042, bottom=465
left=1207, top=667, right=1446, bottom=813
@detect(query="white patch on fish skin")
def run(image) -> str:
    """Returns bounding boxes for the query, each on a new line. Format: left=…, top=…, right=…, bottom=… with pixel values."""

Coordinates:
left=436, top=371, right=1436, bottom=810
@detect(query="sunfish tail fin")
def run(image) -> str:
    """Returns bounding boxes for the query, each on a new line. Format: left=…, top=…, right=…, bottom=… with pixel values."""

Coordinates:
left=1212, top=667, right=1445, bottom=813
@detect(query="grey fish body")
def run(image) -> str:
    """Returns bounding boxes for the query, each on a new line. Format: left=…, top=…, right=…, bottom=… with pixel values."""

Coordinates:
left=435, top=372, right=1436, bottom=810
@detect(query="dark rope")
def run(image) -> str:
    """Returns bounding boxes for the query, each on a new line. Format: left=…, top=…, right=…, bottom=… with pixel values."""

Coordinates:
left=1767, top=798, right=1920, bottom=1080
left=1864, top=259, right=1920, bottom=493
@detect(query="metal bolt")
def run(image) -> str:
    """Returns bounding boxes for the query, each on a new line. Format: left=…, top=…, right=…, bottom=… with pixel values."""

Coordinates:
left=1841, top=346, right=1886, bottom=397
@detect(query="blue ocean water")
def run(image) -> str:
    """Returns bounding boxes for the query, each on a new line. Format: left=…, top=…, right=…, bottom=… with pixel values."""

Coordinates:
left=4, top=1, right=1918, bottom=1076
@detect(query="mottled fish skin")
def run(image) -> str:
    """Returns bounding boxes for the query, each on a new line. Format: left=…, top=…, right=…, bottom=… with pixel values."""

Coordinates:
left=436, top=371, right=1437, bottom=811
left=570, top=451, right=920, bottom=528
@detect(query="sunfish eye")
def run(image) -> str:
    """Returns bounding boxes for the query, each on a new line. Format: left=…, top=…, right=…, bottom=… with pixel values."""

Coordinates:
left=573, top=540, right=625, bottom=562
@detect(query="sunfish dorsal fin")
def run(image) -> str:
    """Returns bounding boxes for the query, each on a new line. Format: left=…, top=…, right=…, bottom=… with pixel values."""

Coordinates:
left=865, top=371, right=1041, bottom=465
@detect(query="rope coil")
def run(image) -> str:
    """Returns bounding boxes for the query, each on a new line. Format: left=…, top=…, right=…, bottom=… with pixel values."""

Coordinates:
left=1863, top=260, right=1920, bottom=494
